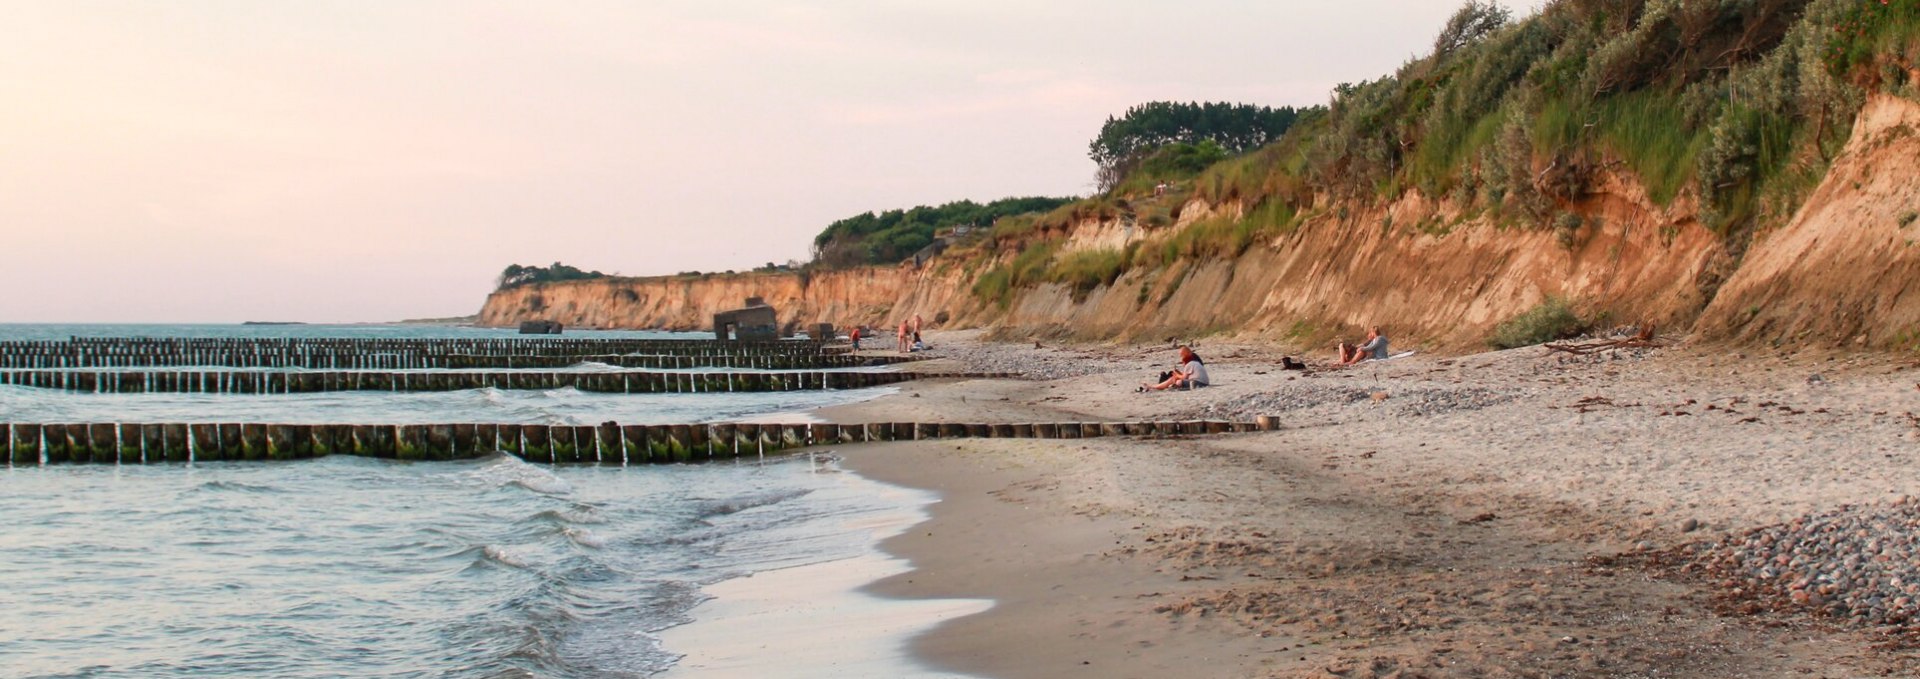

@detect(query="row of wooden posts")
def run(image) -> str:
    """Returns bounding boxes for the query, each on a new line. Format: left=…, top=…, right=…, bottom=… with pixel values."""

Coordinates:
left=0, top=369, right=1004, bottom=394
left=2, top=419, right=1280, bottom=466
left=0, top=338, right=856, bottom=369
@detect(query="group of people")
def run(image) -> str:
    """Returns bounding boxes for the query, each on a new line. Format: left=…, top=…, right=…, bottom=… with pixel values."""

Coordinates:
left=847, top=314, right=928, bottom=353
left=1137, top=325, right=1390, bottom=393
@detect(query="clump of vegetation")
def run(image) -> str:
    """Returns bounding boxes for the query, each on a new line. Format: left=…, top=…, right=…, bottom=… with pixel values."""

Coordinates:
left=1047, top=247, right=1132, bottom=302
left=971, top=241, right=1060, bottom=309
left=1900, top=210, right=1918, bottom=227
left=1091, top=101, right=1310, bottom=192
left=497, top=262, right=609, bottom=290
left=811, top=196, right=1074, bottom=268
left=1488, top=297, right=1587, bottom=349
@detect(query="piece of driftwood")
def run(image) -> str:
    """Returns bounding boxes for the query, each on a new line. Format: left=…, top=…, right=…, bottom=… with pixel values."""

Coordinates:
left=1544, top=324, right=1665, bottom=355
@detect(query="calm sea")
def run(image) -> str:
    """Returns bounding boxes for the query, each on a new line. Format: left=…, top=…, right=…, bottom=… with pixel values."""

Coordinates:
left=0, top=324, right=962, bottom=678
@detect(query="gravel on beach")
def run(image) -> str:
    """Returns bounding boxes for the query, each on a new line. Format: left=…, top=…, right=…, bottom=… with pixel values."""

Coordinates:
left=1183, top=383, right=1521, bottom=421
left=1681, top=498, right=1920, bottom=636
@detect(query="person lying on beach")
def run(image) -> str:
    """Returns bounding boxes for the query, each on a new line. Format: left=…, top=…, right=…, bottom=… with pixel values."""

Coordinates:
left=1139, top=347, right=1209, bottom=391
left=1335, top=326, right=1389, bottom=366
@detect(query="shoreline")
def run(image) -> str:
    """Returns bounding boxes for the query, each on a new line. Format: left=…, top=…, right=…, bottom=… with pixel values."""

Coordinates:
left=659, top=330, right=1920, bottom=676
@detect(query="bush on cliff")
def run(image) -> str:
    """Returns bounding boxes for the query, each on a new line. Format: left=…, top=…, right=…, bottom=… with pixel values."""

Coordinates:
left=497, top=262, right=609, bottom=290
left=1489, top=297, right=1586, bottom=349
left=1048, top=247, right=1131, bottom=302
left=811, top=196, right=1074, bottom=268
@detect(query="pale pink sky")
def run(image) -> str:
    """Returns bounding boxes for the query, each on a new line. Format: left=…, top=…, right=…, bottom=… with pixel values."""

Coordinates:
left=1, top=1, right=1547, bottom=323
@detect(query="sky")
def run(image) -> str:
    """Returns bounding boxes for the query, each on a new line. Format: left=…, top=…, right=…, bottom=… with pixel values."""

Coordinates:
left=0, top=0, right=1550, bottom=323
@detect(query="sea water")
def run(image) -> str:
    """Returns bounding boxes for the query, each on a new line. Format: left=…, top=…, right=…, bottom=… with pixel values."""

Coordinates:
left=0, top=324, right=966, bottom=678
left=0, top=454, right=933, bottom=677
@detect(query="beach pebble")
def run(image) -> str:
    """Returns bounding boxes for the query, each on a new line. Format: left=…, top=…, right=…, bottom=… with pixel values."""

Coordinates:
left=1687, top=500, right=1920, bottom=633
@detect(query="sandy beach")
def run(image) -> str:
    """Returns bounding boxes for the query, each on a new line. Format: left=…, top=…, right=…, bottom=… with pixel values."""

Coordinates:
left=798, top=331, right=1920, bottom=677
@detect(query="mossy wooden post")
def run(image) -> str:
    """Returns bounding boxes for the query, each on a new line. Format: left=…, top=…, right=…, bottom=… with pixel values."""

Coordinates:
left=1078, top=423, right=1102, bottom=438
left=703, top=423, right=731, bottom=456
left=1101, top=423, right=1127, bottom=437
left=205, top=423, right=233, bottom=459
left=394, top=425, right=429, bottom=461
left=547, top=425, right=575, bottom=462
left=1034, top=423, right=1058, bottom=439
left=474, top=424, right=499, bottom=455
left=289, top=425, right=318, bottom=459
left=989, top=424, right=1013, bottom=438
left=888, top=422, right=912, bottom=440
left=426, top=425, right=455, bottom=461
left=667, top=425, right=693, bottom=462
left=595, top=424, right=621, bottom=464
left=61, top=425, right=89, bottom=463
left=755, top=423, right=778, bottom=453
left=144, top=424, right=172, bottom=463
left=37, top=424, right=69, bottom=464
left=1121, top=422, right=1148, bottom=436
left=236, top=424, right=266, bottom=460
left=731, top=424, right=758, bottom=456
left=116, top=423, right=144, bottom=463
left=520, top=425, right=553, bottom=463
left=163, top=424, right=191, bottom=463
left=1010, top=423, right=1033, bottom=438
left=620, top=425, right=648, bottom=463
left=685, top=424, right=710, bottom=459
left=642, top=425, right=671, bottom=462
left=88, top=423, right=117, bottom=463
left=832, top=424, right=856, bottom=443
left=938, top=423, right=967, bottom=438
left=10, top=424, right=38, bottom=465
left=808, top=423, right=833, bottom=446
left=573, top=425, right=600, bottom=462
left=265, top=425, right=294, bottom=460
left=344, top=425, right=372, bottom=457
left=781, top=424, right=805, bottom=450
left=964, top=424, right=990, bottom=437
left=915, top=423, right=939, bottom=440
left=1056, top=423, right=1079, bottom=440
left=313, top=424, right=345, bottom=457
left=453, top=424, right=478, bottom=458
left=494, top=424, right=524, bottom=458
left=1205, top=421, right=1231, bottom=434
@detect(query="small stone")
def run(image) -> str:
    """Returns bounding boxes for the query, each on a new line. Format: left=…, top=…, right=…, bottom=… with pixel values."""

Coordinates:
left=1560, top=635, right=1579, bottom=645
left=1681, top=518, right=1701, bottom=533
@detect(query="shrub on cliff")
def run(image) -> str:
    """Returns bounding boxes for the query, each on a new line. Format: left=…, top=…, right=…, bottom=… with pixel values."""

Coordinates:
left=811, top=196, right=1074, bottom=268
left=1048, top=247, right=1131, bottom=302
left=1489, top=298, right=1586, bottom=349
left=497, top=262, right=609, bottom=290
left=1092, top=101, right=1310, bottom=192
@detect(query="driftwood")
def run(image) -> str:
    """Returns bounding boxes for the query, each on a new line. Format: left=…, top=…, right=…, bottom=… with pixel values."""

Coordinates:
left=1543, top=324, right=1665, bottom=355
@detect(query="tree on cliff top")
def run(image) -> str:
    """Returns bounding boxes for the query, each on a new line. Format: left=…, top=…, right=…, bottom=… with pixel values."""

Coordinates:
left=810, top=196, right=1074, bottom=268
left=497, top=262, right=609, bottom=290
left=1089, top=101, right=1308, bottom=191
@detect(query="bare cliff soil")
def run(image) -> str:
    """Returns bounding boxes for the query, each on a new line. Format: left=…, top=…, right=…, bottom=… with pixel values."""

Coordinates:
left=479, top=95, right=1920, bottom=352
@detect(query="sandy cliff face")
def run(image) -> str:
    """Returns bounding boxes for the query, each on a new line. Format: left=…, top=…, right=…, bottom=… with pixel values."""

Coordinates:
left=477, top=266, right=986, bottom=333
left=1697, top=95, right=1920, bottom=349
left=479, top=97, right=1920, bottom=351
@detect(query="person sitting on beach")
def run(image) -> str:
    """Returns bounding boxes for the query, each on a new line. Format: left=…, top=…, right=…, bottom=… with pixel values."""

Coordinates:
left=910, top=331, right=926, bottom=352
left=1140, top=347, right=1209, bottom=391
left=1335, top=326, right=1389, bottom=366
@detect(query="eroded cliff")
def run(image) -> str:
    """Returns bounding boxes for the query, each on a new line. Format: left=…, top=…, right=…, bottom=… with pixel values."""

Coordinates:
left=478, top=94, right=1920, bottom=352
